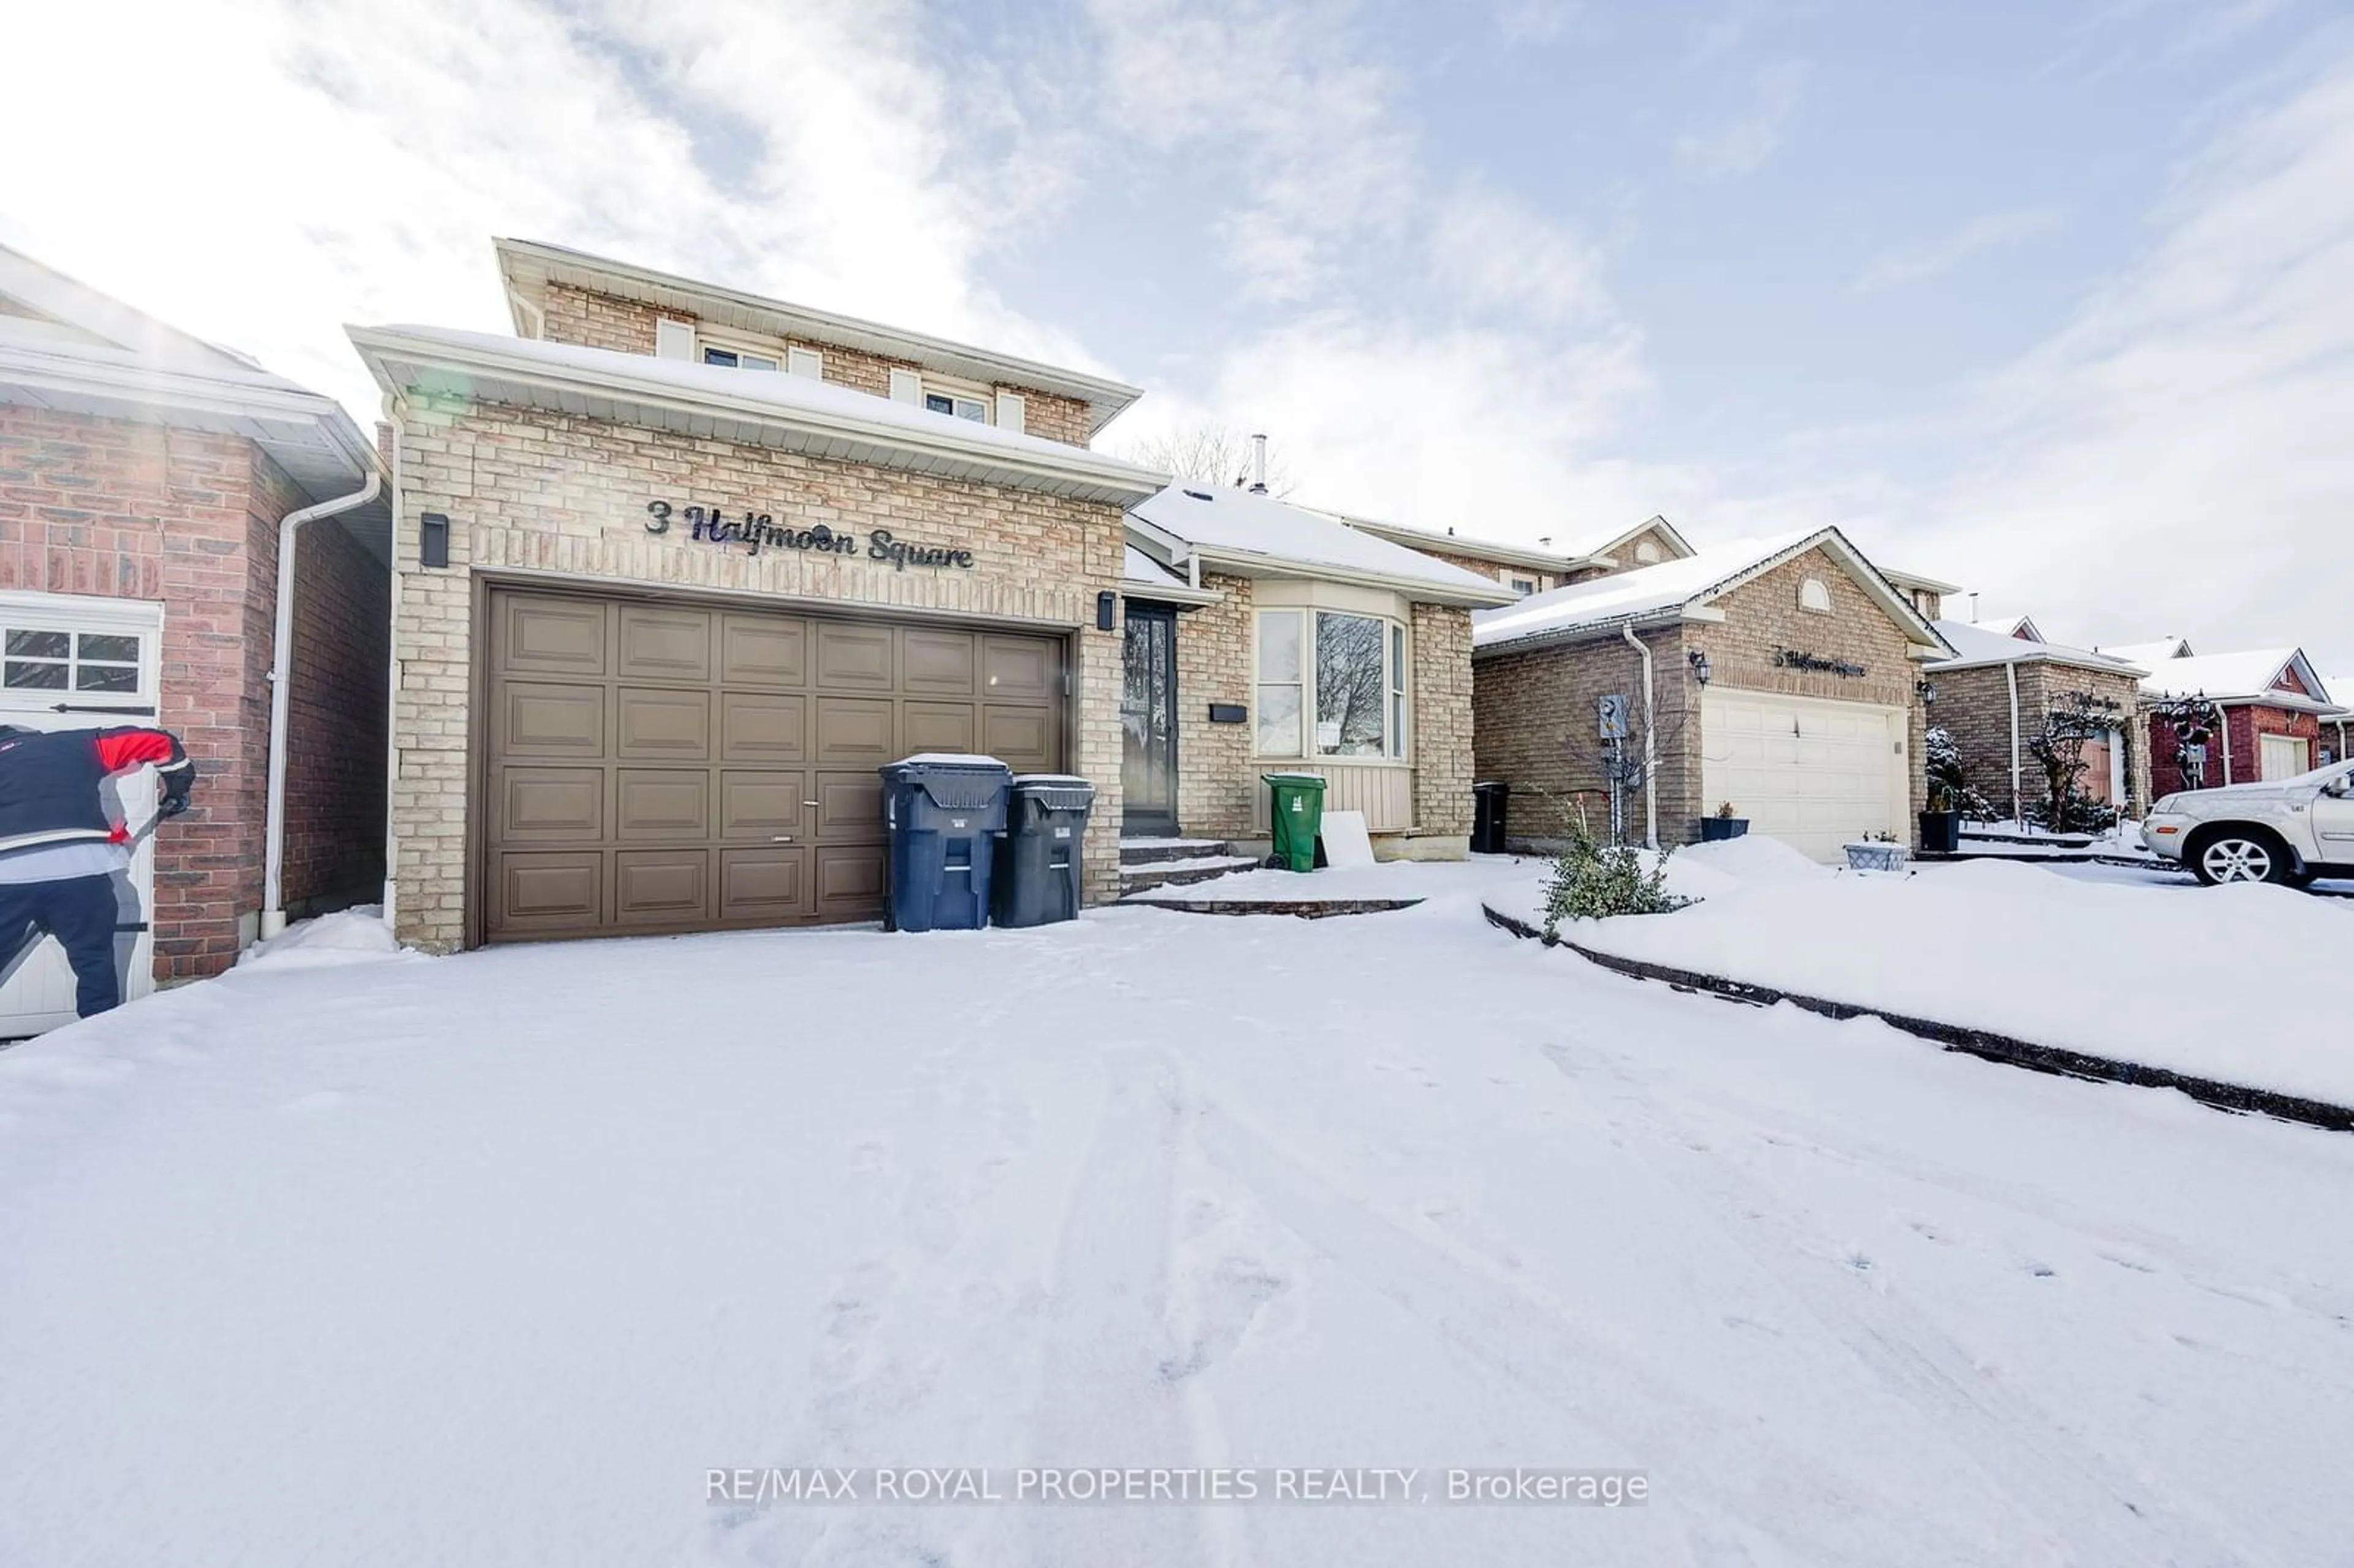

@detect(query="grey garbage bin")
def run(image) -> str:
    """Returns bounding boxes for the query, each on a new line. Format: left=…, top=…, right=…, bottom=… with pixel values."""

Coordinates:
left=992, top=775, right=1095, bottom=928
left=878, top=755, right=1012, bottom=931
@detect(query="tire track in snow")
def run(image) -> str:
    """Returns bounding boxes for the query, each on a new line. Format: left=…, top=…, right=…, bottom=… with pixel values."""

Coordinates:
left=1539, top=1043, right=2248, bottom=1567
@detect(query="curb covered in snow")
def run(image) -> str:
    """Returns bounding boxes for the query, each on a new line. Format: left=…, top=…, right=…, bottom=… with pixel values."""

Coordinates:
left=1125, top=896, right=1423, bottom=918
left=1481, top=901, right=2354, bottom=1136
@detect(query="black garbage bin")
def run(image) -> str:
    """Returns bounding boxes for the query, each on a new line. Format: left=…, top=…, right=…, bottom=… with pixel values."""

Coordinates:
left=1472, top=780, right=1510, bottom=854
left=879, top=755, right=1012, bottom=931
left=993, top=775, right=1096, bottom=928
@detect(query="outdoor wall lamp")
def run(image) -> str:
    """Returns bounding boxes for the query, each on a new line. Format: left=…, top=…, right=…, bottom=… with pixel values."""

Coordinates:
left=1097, top=590, right=1117, bottom=632
left=418, top=512, right=450, bottom=568
left=1916, top=677, right=1938, bottom=704
left=1687, top=649, right=1712, bottom=686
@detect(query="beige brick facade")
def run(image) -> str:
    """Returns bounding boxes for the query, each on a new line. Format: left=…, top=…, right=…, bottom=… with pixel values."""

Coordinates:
left=1411, top=603, right=1476, bottom=837
left=1474, top=545, right=1935, bottom=848
left=1167, top=571, right=1257, bottom=839
left=388, top=398, right=1129, bottom=952
left=536, top=285, right=1095, bottom=450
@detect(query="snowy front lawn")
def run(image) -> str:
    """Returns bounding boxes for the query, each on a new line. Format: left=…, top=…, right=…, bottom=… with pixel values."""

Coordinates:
left=6, top=892, right=2354, bottom=1566
left=1518, top=841, right=2354, bottom=1108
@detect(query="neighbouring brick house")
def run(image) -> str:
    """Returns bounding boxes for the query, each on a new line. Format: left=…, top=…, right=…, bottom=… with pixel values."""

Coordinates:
left=1468, top=528, right=1952, bottom=861
left=0, top=245, right=389, bottom=1034
left=2123, top=643, right=2342, bottom=794
left=1922, top=618, right=2152, bottom=823
left=355, top=240, right=1507, bottom=952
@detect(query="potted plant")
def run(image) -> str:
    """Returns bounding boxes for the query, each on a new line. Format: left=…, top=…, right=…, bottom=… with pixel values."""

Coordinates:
left=1919, top=783, right=1962, bottom=853
left=1699, top=801, right=1749, bottom=842
left=1843, top=831, right=1913, bottom=873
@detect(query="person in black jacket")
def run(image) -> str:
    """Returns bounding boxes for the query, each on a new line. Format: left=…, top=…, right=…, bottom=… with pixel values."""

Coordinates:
left=0, top=724, right=194, bottom=1018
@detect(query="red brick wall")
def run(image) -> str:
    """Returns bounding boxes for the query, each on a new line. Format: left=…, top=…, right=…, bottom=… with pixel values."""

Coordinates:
left=282, top=516, right=388, bottom=911
left=0, top=406, right=310, bottom=978
left=2148, top=702, right=2318, bottom=795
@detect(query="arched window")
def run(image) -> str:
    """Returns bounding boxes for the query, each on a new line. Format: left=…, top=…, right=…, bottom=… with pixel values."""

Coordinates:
left=1798, top=577, right=1833, bottom=614
left=1634, top=539, right=1663, bottom=564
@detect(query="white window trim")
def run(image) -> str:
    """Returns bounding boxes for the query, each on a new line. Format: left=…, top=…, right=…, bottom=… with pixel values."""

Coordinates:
left=0, top=590, right=164, bottom=712
left=995, top=390, right=1026, bottom=434
left=1252, top=607, right=1413, bottom=764
left=786, top=346, right=824, bottom=379
left=1799, top=576, right=1834, bottom=614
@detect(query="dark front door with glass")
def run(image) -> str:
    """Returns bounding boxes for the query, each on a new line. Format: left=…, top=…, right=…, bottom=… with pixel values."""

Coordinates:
left=1121, top=603, right=1179, bottom=836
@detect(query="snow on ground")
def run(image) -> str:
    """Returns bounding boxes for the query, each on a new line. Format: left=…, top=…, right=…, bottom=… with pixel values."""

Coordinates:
left=6, top=889, right=2354, bottom=1566
left=1550, top=853, right=2354, bottom=1106
left=234, top=905, right=411, bottom=970
left=1126, top=854, right=1538, bottom=904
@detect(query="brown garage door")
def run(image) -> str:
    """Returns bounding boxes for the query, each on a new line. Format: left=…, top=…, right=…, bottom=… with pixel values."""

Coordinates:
left=482, top=587, right=1065, bottom=941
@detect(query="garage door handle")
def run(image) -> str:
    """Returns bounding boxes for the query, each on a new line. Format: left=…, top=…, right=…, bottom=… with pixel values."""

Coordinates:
left=803, top=801, right=818, bottom=807
left=772, top=835, right=795, bottom=843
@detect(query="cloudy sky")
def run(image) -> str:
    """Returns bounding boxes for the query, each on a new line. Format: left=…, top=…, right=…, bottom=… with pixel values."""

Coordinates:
left=6, top=0, right=2350, bottom=675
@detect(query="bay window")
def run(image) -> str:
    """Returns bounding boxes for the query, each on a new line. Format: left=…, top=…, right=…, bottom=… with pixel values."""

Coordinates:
left=1254, top=609, right=1409, bottom=759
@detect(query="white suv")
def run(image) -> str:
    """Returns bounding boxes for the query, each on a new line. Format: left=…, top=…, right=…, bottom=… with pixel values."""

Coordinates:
left=2142, top=758, right=2354, bottom=885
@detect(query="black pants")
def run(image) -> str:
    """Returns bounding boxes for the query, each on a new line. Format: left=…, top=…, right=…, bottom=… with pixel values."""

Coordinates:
left=0, top=875, right=123, bottom=1017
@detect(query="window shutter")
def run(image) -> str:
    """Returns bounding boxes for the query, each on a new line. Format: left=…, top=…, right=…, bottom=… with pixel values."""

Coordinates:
left=787, top=347, right=823, bottom=379
left=654, top=318, right=696, bottom=360
left=888, top=368, right=923, bottom=404
left=996, top=392, right=1026, bottom=434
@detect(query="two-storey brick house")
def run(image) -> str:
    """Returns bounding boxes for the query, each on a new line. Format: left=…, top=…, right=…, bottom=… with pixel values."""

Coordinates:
left=0, top=246, right=389, bottom=1033
left=355, top=240, right=1509, bottom=951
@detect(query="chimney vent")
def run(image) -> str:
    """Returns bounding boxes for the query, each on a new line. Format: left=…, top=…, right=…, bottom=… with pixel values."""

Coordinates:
left=1249, top=433, right=1268, bottom=494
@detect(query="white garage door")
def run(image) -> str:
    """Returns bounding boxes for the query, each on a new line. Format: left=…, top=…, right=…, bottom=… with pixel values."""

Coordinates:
left=0, top=592, right=165, bottom=1039
left=1701, top=688, right=1909, bottom=863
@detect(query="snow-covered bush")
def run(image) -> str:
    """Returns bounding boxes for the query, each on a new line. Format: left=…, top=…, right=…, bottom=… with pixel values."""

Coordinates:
left=1541, top=820, right=1691, bottom=937
left=2025, top=695, right=2122, bottom=834
left=1925, top=726, right=1997, bottom=821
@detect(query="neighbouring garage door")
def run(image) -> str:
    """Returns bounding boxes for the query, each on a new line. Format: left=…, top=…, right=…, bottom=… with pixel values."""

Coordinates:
left=483, top=588, right=1065, bottom=941
left=1701, top=688, right=1908, bottom=863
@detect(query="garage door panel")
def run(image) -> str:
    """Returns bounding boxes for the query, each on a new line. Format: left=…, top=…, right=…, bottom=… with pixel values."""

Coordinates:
left=720, top=848, right=809, bottom=920
left=615, top=769, right=712, bottom=837
left=494, top=681, right=604, bottom=758
left=813, top=771, right=885, bottom=841
left=720, top=691, right=805, bottom=762
left=614, top=850, right=711, bottom=923
left=813, top=845, right=887, bottom=917
left=904, top=700, right=977, bottom=756
left=617, top=605, right=713, bottom=682
left=720, top=614, right=806, bottom=687
left=494, top=767, right=604, bottom=842
left=493, top=851, right=604, bottom=929
left=815, top=623, right=894, bottom=690
left=903, top=628, right=977, bottom=695
left=498, top=596, right=608, bottom=676
left=982, top=635, right=1056, bottom=701
left=983, top=704, right=1055, bottom=772
left=617, top=688, right=711, bottom=759
left=719, top=771, right=807, bottom=839
left=813, top=696, right=894, bottom=764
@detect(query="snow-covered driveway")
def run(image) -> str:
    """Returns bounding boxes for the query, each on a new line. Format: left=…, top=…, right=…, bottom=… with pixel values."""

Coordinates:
left=4, top=889, right=2352, bottom=1567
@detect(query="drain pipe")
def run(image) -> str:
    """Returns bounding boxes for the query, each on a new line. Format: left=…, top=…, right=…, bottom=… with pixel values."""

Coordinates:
left=2005, top=661, right=2024, bottom=828
left=261, top=470, right=382, bottom=938
left=1621, top=624, right=1658, bottom=848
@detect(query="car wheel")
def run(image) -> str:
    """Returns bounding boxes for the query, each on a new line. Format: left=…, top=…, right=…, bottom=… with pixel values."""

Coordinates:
left=2192, top=831, right=2288, bottom=886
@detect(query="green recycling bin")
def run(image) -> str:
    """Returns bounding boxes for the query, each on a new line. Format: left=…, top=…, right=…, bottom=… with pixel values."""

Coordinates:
left=1262, top=772, right=1327, bottom=872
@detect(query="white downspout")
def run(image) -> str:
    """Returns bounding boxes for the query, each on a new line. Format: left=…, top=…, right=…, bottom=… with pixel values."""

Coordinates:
left=2005, top=660, right=2023, bottom=828
left=2218, top=702, right=2234, bottom=785
left=1622, top=623, right=1658, bottom=848
left=261, top=470, right=383, bottom=937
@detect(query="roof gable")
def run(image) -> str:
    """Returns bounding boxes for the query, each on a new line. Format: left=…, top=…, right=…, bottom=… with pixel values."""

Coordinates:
left=2138, top=647, right=2334, bottom=706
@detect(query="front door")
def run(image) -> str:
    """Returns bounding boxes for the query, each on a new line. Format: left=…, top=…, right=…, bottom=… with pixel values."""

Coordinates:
left=1121, top=603, right=1179, bottom=836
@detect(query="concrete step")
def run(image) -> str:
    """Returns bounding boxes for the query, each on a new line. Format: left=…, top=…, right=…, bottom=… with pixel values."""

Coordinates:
left=1118, top=837, right=1233, bottom=867
left=1119, top=854, right=1260, bottom=892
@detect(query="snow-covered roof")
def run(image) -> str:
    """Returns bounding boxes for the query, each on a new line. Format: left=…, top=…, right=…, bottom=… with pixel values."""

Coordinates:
left=493, top=238, right=1145, bottom=436
left=1968, top=613, right=2043, bottom=642
left=1926, top=620, right=2144, bottom=677
left=347, top=323, right=1167, bottom=508
left=1127, top=483, right=1516, bottom=606
left=1123, top=544, right=1180, bottom=585
left=2138, top=649, right=2337, bottom=708
left=2101, top=637, right=2195, bottom=667
left=0, top=245, right=383, bottom=534
left=1472, top=527, right=1950, bottom=655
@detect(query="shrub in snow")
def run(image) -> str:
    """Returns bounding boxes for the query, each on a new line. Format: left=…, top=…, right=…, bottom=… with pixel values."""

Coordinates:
left=1541, top=816, right=1691, bottom=937
left=1924, top=726, right=1996, bottom=821
left=2025, top=695, right=2122, bottom=834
